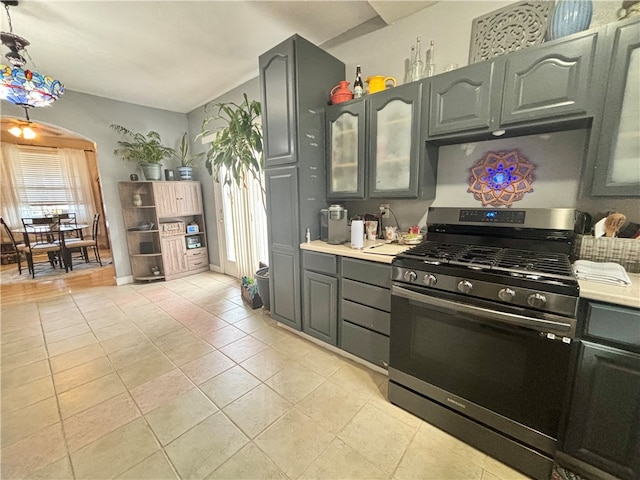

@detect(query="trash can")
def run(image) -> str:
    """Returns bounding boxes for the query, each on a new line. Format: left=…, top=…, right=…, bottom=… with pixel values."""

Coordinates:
left=255, top=266, right=270, bottom=311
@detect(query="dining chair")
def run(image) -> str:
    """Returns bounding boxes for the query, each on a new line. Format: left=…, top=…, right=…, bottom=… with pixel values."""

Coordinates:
left=1, top=218, right=29, bottom=275
left=20, top=223, right=67, bottom=278
left=21, top=217, right=59, bottom=246
left=60, top=213, right=103, bottom=268
left=56, top=213, right=80, bottom=238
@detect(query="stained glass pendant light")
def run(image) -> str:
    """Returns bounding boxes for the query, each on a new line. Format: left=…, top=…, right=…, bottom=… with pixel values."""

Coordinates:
left=0, top=0, right=64, bottom=107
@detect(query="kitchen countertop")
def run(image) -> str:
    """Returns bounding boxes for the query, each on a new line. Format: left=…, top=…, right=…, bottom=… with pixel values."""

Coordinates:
left=578, top=273, right=640, bottom=310
left=300, top=240, right=410, bottom=264
left=301, top=241, right=640, bottom=309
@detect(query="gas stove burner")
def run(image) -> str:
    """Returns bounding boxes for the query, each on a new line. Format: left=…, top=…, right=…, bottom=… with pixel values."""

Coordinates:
left=400, top=242, right=575, bottom=281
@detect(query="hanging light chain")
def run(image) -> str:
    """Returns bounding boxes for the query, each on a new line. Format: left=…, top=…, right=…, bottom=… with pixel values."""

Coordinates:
left=3, top=2, right=13, bottom=33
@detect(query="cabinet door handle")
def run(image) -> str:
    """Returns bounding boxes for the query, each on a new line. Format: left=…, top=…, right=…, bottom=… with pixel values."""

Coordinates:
left=192, top=261, right=203, bottom=266
left=308, top=109, right=317, bottom=114
left=305, top=133, right=316, bottom=139
left=310, top=142, right=319, bottom=147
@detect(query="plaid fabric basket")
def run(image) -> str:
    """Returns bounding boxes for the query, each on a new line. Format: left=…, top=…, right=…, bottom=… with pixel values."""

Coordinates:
left=574, top=235, right=640, bottom=273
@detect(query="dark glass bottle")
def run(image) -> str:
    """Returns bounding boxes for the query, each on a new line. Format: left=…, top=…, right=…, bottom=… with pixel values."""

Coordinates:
left=354, top=65, right=364, bottom=98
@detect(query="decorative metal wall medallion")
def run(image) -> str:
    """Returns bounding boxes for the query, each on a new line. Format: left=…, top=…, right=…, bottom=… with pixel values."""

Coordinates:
left=469, top=1, right=554, bottom=64
left=467, top=150, right=536, bottom=207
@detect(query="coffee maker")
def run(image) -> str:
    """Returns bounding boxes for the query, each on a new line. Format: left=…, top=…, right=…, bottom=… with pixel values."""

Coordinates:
left=319, top=205, right=348, bottom=244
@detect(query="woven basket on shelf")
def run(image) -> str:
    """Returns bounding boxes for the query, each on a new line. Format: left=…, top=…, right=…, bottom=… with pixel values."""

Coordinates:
left=160, top=222, right=185, bottom=237
left=574, top=235, right=640, bottom=273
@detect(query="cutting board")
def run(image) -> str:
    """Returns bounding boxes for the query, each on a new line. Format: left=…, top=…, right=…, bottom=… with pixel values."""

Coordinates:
left=365, top=244, right=410, bottom=256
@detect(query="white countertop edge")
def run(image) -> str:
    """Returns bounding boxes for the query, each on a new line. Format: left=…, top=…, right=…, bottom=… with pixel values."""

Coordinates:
left=578, top=273, right=640, bottom=310
left=300, top=240, right=409, bottom=265
left=300, top=241, right=640, bottom=309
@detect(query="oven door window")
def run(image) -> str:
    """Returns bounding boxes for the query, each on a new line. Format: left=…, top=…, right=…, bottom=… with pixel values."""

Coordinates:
left=390, top=289, right=571, bottom=439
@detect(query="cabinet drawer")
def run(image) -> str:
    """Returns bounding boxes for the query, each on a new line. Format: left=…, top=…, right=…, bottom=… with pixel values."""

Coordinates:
left=341, top=299, right=390, bottom=335
left=188, top=255, right=208, bottom=270
left=342, top=258, right=390, bottom=288
left=341, top=320, right=389, bottom=369
left=342, top=279, right=390, bottom=312
left=303, top=251, right=337, bottom=275
left=586, top=302, right=640, bottom=348
left=187, top=248, right=207, bottom=259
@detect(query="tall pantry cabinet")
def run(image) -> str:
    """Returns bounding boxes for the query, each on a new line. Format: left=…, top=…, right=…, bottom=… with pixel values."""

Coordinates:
left=259, top=35, right=344, bottom=330
left=119, top=181, right=209, bottom=282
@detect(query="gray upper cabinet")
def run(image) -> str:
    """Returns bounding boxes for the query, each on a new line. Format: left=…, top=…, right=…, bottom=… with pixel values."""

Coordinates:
left=428, top=60, right=499, bottom=137
left=326, top=82, right=426, bottom=200
left=501, top=32, right=598, bottom=126
left=368, top=82, right=422, bottom=198
left=591, top=19, right=640, bottom=196
left=427, top=29, right=602, bottom=141
left=260, top=40, right=297, bottom=167
left=326, top=100, right=366, bottom=199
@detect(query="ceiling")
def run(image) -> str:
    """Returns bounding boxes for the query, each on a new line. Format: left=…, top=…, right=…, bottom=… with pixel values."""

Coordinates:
left=2, top=1, right=436, bottom=114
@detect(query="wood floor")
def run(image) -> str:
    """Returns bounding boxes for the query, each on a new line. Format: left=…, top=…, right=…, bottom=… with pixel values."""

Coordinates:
left=0, top=253, right=116, bottom=305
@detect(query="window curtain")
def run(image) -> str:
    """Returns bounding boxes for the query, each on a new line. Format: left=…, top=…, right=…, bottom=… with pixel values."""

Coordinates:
left=0, top=143, right=22, bottom=229
left=223, top=169, right=268, bottom=279
left=58, top=147, right=98, bottom=226
left=0, top=144, right=98, bottom=233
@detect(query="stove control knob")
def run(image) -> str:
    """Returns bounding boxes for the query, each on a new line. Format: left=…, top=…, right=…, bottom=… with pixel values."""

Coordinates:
left=498, top=288, right=516, bottom=302
left=404, top=270, right=417, bottom=282
left=423, top=274, right=437, bottom=287
left=457, top=280, right=473, bottom=294
left=527, top=293, right=547, bottom=309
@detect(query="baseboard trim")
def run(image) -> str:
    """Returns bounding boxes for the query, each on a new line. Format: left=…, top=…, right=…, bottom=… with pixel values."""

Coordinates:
left=276, top=322, right=388, bottom=375
left=116, top=275, right=134, bottom=285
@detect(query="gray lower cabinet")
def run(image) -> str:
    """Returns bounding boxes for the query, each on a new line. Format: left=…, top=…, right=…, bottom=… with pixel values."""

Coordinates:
left=559, top=301, right=640, bottom=480
left=265, top=166, right=300, bottom=330
left=340, top=257, right=391, bottom=369
left=302, top=251, right=338, bottom=345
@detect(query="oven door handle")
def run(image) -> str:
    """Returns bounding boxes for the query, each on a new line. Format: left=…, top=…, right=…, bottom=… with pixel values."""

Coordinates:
left=392, top=285, right=574, bottom=336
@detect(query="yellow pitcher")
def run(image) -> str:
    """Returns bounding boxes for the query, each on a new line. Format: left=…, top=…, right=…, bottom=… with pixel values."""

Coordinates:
left=366, top=75, right=397, bottom=94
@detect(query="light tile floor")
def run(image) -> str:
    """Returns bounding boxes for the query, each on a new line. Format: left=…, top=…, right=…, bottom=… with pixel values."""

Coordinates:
left=1, top=272, right=531, bottom=480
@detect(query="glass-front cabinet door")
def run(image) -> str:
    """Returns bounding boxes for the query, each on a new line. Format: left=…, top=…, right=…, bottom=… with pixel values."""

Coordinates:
left=592, top=19, right=640, bottom=196
left=368, top=82, right=421, bottom=198
left=326, top=100, right=365, bottom=199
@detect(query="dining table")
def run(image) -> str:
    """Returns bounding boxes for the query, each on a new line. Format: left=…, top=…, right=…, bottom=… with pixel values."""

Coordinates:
left=12, top=223, right=90, bottom=272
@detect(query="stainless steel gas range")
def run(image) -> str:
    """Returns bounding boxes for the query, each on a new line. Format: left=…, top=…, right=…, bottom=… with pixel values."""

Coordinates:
left=388, top=207, right=581, bottom=480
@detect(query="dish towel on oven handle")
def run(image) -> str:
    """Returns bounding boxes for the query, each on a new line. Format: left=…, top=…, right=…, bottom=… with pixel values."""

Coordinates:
left=573, top=260, right=632, bottom=286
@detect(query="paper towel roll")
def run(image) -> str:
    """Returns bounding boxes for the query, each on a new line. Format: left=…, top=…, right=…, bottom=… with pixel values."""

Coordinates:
left=351, top=220, right=364, bottom=249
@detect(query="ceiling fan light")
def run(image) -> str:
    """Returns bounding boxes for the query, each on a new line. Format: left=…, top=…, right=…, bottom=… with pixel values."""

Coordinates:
left=8, top=125, right=21, bottom=137
left=22, top=125, right=35, bottom=138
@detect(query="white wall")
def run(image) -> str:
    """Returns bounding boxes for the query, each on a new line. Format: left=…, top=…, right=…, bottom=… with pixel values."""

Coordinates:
left=433, top=129, right=587, bottom=208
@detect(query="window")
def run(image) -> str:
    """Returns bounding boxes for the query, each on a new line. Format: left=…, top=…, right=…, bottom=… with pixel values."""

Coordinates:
left=1, top=144, right=98, bottom=229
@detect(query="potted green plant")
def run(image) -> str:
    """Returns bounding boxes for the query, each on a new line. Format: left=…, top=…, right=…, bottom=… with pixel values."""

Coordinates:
left=198, top=94, right=270, bottom=309
left=172, top=132, right=205, bottom=181
left=198, top=94, right=265, bottom=210
left=110, top=124, right=173, bottom=181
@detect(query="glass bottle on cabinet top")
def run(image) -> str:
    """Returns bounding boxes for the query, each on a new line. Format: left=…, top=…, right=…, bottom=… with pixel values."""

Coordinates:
left=326, top=100, right=365, bottom=199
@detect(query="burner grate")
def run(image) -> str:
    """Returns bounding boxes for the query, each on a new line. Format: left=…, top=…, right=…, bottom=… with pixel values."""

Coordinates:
left=494, top=249, right=573, bottom=278
left=401, top=242, right=574, bottom=279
